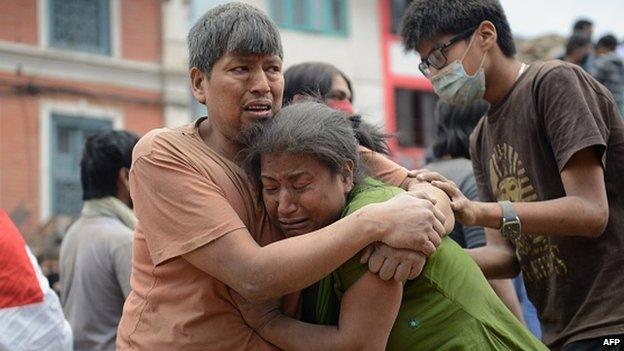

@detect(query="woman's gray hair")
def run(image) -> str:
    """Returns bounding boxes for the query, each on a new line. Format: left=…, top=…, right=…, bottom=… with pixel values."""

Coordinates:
left=188, top=2, right=283, bottom=76
left=243, top=101, right=365, bottom=192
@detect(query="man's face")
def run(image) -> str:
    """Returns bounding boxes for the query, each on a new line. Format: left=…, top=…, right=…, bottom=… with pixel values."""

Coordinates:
left=417, top=31, right=484, bottom=79
left=200, top=52, right=284, bottom=143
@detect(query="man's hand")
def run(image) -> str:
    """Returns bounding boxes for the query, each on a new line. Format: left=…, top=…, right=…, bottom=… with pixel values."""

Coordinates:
left=369, top=192, right=446, bottom=255
left=361, top=243, right=427, bottom=281
left=230, top=289, right=281, bottom=331
left=417, top=170, right=480, bottom=227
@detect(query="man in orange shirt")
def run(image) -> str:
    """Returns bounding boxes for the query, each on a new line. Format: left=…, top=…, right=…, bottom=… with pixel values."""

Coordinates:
left=116, top=3, right=453, bottom=350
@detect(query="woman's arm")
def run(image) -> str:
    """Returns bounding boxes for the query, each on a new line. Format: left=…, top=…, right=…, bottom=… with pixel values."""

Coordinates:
left=235, top=273, right=403, bottom=351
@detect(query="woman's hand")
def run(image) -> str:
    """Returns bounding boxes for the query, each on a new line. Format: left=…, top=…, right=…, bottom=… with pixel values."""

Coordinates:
left=417, top=170, right=480, bottom=227
left=230, top=289, right=282, bottom=331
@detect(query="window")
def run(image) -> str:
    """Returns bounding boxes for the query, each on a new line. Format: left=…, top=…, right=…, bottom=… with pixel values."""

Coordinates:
left=390, top=0, right=412, bottom=35
left=394, top=88, right=438, bottom=147
left=50, top=115, right=112, bottom=215
left=49, top=0, right=111, bottom=55
left=269, top=0, right=348, bottom=36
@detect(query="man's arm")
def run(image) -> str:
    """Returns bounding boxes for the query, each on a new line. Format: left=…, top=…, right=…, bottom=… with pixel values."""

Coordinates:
left=420, top=147, right=608, bottom=237
left=359, top=147, right=455, bottom=234
left=467, top=228, right=520, bottom=279
left=235, top=272, right=403, bottom=351
left=184, top=193, right=445, bottom=301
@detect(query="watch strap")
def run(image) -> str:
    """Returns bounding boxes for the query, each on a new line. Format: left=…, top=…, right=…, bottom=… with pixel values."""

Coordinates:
left=499, top=200, right=517, bottom=223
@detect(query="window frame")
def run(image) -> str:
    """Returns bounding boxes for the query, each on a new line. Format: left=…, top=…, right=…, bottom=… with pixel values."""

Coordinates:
left=39, top=100, right=123, bottom=221
left=50, top=114, right=113, bottom=215
left=45, top=0, right=115, bottom=56
left=269, top=0, right=349, bottom=37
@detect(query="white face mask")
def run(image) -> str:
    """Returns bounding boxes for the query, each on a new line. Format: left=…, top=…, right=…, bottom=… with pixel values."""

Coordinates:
left=431, top=34, right=487, bottom=106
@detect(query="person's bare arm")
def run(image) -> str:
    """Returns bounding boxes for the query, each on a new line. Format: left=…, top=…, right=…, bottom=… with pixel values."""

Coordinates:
left=419, top=147, right=608, bottom=237
left=403, top=179, right=455, bottom=234
left=234, top=272, right=403, bottom=351
left=467, top=227, right=520, bottom=279
left=358, top=147, right=455, bottom=235
left=489, top=278, right=525, bottom=324
left=184, top=193, right=445, bottom=301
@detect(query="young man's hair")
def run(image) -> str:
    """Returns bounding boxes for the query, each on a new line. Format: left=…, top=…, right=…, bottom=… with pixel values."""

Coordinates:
left=596, top=34, right=618, bottom=51
left=401, top=0, right=516, bottom=57
left=432, top=100, right=489, bottom=160
left=80, top=130, right=139, bottom=200
left=565, top=34, right=591, bottom=56
left=573, top=18, right=593, bottom=33
left=188, top=2, right=283, bottom=76
left=283, top=62, right=353, bottom=105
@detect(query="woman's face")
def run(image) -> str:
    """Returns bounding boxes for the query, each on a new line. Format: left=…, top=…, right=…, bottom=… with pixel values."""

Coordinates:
left=326, top=74, right=354, bottom=114
left=327, top=74, right=352, bottom=102
left=260, top=153, right=354, bottom=237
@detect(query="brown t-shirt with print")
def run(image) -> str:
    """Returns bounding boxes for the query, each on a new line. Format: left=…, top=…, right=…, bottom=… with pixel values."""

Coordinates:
left=470, top=60, right=624, bottom=350
left=116, top=118, right=409, bottom=351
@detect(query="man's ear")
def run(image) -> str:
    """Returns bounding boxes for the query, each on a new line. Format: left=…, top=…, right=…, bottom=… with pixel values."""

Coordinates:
left=190, top=67, right=207, bottom=104
left=477, top=20, right=498, bottom=52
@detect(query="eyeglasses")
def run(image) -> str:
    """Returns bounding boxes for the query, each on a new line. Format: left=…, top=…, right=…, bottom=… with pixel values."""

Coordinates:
left=419, top=26, right=478, bottom=77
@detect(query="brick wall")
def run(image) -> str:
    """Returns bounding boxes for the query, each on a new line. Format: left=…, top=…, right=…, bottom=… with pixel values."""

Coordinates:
left=121, top=0, right=162, bottom=63
left=0, top=0, right=38, bottom=45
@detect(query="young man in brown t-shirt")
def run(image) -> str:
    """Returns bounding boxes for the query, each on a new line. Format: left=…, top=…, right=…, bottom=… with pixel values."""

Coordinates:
left=116, top=3, right=454, bottom=350
left=402, top=1, right=624, bottom=350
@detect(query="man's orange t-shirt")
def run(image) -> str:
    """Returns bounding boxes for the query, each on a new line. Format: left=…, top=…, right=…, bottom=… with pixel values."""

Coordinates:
left=116, top=119, right=408, bottom=350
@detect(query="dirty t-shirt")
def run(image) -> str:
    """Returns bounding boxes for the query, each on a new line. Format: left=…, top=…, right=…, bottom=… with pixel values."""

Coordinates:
left=116, top=118, right=409, bottom=351
left=470, top=60, right=624, bottom=350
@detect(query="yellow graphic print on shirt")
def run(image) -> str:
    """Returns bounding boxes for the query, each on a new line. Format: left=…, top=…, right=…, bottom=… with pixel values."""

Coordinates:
left=488, top=143, right=567, bottom=283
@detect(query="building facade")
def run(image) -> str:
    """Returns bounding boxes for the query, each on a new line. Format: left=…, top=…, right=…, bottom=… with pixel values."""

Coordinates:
left=0, top=0, right=190, bottom=237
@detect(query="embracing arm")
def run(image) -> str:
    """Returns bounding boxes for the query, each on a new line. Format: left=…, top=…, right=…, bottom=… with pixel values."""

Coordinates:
left=403, top=180, right=455, bottom=234
left=238, top=272, right=403, bottom=351
left=359, top=146, right=454, bottom=234
left=184, top=194, right=442, bottom=301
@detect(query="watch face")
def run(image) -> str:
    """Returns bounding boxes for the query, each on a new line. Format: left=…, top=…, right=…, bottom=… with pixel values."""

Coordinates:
left=502, top=220, right=521, bottom=240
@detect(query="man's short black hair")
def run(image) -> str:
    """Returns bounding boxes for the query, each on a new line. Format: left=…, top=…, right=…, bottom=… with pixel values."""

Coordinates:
left=566, top=34, right=591, bottom=56
left=597, top=34, right=618, bottom=51
left=401, top=0, right=516, bottom=57
left=80, top=130, right=139, bottom=200
left=573, top=18, right=593, bottom=32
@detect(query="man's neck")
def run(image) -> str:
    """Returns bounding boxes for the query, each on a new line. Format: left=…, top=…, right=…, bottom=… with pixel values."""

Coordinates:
left=198, top=118, right=242, bottom=162
left=483, top=57, right=523, bottom=106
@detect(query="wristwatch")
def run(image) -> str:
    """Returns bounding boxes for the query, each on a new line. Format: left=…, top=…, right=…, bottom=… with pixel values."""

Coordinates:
left=499, top=201, right=521, bottom=241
